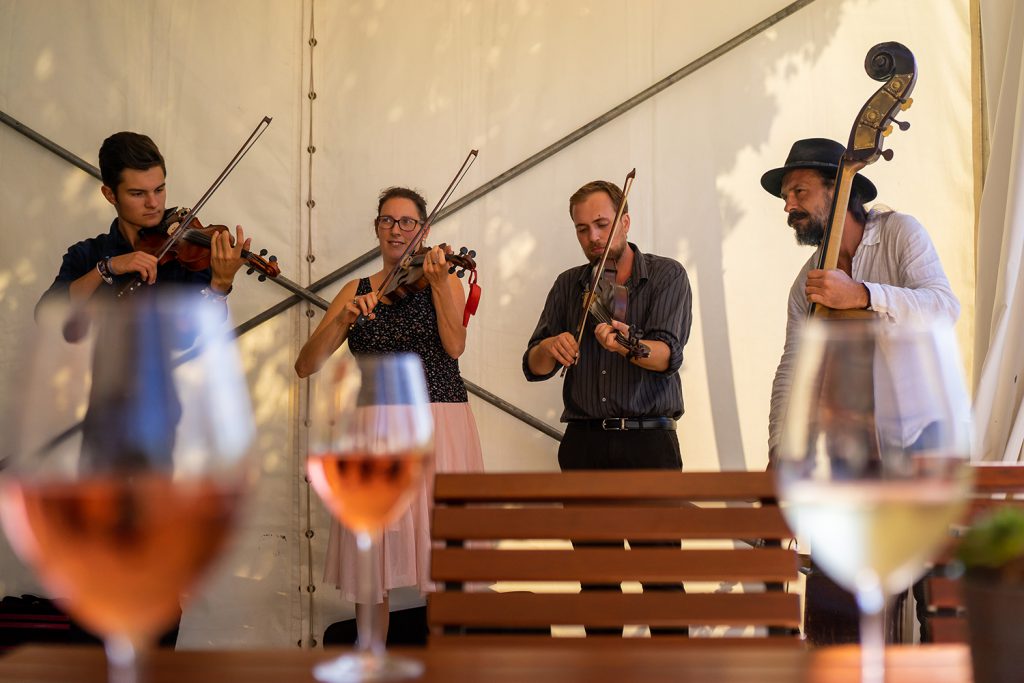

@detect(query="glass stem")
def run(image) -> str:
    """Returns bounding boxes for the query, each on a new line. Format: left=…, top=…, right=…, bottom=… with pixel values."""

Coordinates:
left=856, top=582, right=886, bottom=683
left=356, top=530, right=384, bottom=657
left=105, top=634, right=143, bottom=683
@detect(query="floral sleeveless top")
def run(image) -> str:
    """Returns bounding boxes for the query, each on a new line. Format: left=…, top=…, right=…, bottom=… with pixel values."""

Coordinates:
left=347, top=278, right=468, bottom=403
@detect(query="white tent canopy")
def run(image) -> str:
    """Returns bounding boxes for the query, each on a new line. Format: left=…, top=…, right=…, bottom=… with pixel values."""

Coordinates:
left=0, top=0, right=981, bottom=647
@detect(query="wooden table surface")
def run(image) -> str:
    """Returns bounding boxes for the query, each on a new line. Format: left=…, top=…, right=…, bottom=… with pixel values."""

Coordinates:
left=0, top=643, right=972, bottom=683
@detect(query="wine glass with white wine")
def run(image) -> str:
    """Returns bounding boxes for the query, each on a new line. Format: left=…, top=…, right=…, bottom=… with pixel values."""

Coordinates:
left=775, top=317, right=971, bottom=683
left=0, top=290, right=254, bottom=683
left=307, top=352, right=433, bottom=682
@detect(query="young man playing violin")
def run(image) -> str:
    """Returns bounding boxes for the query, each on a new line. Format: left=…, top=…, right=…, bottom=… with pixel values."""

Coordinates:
left=761, top=138, right=960, bottom=645
left=524, top=179, right=692, bottom=471
left=37, top=131, right=250, bottom=314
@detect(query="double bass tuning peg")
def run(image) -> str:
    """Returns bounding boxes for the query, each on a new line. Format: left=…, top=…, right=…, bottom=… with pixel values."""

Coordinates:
left=467, top=250, right=476, bottom=259
left=882, top=120, right=910, bottom=138
left=881, top=149, right=895, bottom=162
left=459, top=246, right=468, bottom=256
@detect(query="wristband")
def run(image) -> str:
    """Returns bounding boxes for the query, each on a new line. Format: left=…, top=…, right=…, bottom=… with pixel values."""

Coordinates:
left=96, top=256, right=114, bottom=285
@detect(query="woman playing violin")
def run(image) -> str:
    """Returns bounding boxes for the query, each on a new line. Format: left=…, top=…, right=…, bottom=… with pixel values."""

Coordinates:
left=36, top=131, right=250, bottom=317
left=295, top=186, right=483, bottom=644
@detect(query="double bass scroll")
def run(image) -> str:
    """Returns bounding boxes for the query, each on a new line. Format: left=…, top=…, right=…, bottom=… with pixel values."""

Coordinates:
left=812, top=42, right=917, bottom=320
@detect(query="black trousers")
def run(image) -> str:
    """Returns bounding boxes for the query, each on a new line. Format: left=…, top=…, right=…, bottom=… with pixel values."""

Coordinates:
left=558, top=422, right=681, bottom=471
left=558, top=422, right=686, bottom=635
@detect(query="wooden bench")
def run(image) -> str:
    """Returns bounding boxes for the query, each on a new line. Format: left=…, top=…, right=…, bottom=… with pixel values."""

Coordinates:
left=428, top=470, right=802, bottom=647
left=922, top=464, right=1024, bottom=642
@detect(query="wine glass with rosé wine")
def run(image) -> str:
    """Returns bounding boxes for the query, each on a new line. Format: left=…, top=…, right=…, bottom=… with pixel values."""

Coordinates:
left=0, top=289, right=254, bottom=683
left=307, top=352, right=433, bottom=682
left=774, top=317, right=971, bottom=683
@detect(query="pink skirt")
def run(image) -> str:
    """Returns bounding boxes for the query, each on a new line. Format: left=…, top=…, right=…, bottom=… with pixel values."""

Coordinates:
left=323, top=401, right=483, bottom=604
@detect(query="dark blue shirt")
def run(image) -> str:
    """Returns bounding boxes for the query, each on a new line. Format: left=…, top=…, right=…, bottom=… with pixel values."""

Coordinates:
left=523, top=243, right=692, bottom=421
left=38, top=215, right=212, bottom=311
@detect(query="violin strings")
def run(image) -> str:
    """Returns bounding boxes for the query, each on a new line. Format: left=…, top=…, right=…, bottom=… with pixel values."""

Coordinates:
left=183, top=229, right=256, bottom=261
left=584, top=298, right=636, bottom=349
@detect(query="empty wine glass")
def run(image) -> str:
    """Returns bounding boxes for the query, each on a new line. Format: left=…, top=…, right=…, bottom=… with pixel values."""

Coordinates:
left=0, top=290, right=254, bottom=683
left=307, top=352, right=433, bottom=682
left=775, top=317, right=971, bottom=683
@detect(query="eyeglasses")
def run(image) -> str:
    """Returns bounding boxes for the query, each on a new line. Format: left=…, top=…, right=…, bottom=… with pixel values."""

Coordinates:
left=374, top=215, right=423, bottom=232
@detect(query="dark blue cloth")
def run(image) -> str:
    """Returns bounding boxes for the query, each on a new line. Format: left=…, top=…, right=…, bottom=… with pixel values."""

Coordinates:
left=37, top=214, right=212, bottom=313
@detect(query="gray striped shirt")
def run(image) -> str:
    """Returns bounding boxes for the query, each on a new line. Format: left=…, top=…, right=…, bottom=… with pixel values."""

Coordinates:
left=523, top=243, right=692, bottom=421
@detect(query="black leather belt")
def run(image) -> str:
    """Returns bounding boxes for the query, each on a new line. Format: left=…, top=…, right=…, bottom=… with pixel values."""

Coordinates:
left=571, top=417, right=676, bottom=431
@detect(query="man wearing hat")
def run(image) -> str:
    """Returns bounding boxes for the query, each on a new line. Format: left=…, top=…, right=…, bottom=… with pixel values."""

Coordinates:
left=761, top=137, right=960, bottom=644
left=761, top=137, right=959, bottom=464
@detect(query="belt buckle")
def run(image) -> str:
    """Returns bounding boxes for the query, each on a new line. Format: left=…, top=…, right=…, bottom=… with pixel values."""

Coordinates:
left=601, top=418, right=627, bottom=431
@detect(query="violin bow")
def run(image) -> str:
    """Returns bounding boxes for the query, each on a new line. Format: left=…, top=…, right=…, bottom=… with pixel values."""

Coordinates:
left=561, top=168, right=636, bottom=377
left=118, top=116, right=273, bottom=298
left=353, top=149, right=478, bottom=327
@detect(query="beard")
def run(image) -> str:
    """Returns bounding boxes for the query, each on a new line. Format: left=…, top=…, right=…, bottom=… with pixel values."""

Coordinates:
left=788, top=210, right=826, bottom=246
left=588, top=239, right=627, bottom=263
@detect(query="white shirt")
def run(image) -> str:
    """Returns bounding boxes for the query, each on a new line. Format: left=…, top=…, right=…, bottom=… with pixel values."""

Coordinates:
left=767, top=209, right=961, bottom=455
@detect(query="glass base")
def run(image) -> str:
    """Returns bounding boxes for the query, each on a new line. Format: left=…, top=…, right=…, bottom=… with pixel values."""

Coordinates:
left=313, top=652, right=425, bottom=682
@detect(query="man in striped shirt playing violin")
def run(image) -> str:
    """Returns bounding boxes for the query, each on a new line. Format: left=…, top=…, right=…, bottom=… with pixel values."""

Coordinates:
left=524, top=179, right=692, bottom=474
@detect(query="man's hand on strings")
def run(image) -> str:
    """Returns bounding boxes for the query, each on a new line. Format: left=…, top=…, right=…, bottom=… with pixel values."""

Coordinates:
left=210, top=225, right=251, bottom=293
left=595, top=320, right=630, bottom=355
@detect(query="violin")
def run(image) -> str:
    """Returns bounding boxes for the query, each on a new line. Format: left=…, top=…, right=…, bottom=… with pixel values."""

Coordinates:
left=135, top=207, right=281, bottom=280
left=581, top=265, right=650, bottom=360
left=378, top=243, right=477, bottom=304
left=811, top=41, right=916, bottom=320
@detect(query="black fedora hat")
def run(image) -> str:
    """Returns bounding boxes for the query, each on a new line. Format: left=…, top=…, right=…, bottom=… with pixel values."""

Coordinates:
left=760, top=138, right=877, bottom=202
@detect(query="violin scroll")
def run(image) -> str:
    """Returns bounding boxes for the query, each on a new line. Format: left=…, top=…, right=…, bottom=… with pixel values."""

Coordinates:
left=448, top=246, right=477, bottom=278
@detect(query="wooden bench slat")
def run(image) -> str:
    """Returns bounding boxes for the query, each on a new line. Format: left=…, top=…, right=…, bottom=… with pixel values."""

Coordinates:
left=431, top=548, right=799, bottom=583
left=432, top=506, right=793, bottom=541
left=972, top=465, right=1024, bottom=492
left=428, top=592, right=802, bottom=628
left=928, top=616, right=967, bottom=643
left=924, top=577, right=964, bottom=611
left=434, top=472, right=778, bottom=504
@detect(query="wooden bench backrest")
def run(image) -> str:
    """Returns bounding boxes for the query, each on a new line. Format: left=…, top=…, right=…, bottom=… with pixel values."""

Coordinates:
left=924, top=464, right=1024, bottom=643
left=428, top=470, right=802, bottom=646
